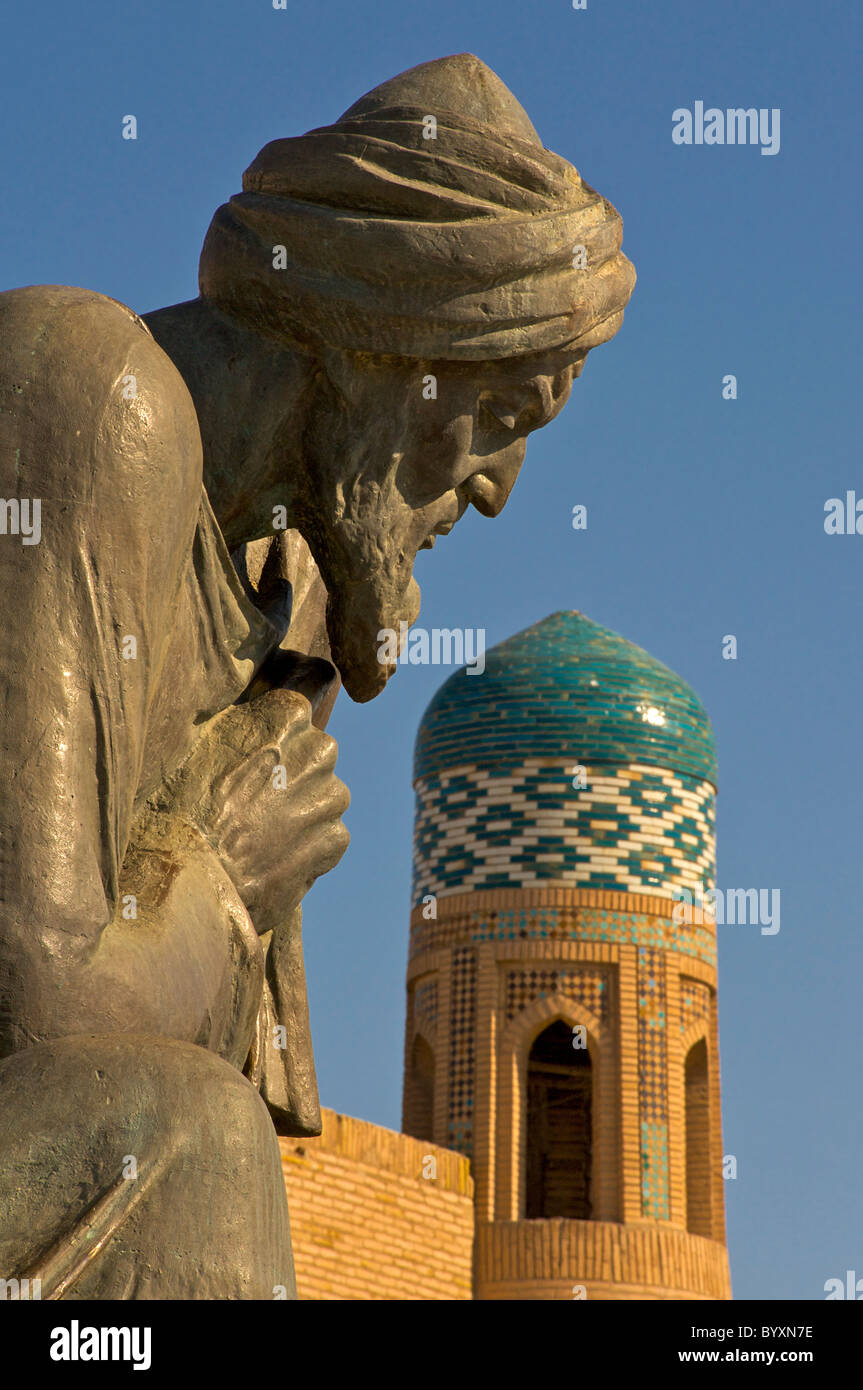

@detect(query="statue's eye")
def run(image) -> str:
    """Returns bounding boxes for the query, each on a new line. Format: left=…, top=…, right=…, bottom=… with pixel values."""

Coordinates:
left=478, top=396, right=524, bottom=434
left=477, top=399, right=510, bottom=433
left=478, top=383, right=555, bottom=436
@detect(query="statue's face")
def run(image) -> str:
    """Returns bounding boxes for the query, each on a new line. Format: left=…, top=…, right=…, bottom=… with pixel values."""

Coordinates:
left=299, top=344, right=588, bottom=702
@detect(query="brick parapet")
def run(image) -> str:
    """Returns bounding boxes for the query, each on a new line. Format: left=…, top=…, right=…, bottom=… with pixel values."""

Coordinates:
left=280, top=1109, right=474, bottom=1300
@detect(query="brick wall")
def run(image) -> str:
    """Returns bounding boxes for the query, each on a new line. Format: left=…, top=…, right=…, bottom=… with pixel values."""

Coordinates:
left=280, top=1109, right=474, bottom=1300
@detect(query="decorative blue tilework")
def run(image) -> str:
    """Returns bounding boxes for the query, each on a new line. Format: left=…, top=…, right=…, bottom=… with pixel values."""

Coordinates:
left=447, top=948, right=476, bottom=1159
left=680, top=977, right=712, bottom=1035
left=504, top=967, right=608, bottom=1022
left=412, top=760, right=715, bottom=903
left=414, top=611, right=717, bottom=786
left=408, top=905, right=717, bottom=967
left=641, top=1122, right=670, bottom=1221
left=638, top=947, right=670, bottom=1219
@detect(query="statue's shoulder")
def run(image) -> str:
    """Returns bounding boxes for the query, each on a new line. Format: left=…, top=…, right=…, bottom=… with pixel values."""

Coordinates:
left=0, top=285, right=202, bottom=493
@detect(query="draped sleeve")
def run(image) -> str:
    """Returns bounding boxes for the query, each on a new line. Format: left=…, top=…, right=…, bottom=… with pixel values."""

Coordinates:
left=0, top=285, right=275, bottom=961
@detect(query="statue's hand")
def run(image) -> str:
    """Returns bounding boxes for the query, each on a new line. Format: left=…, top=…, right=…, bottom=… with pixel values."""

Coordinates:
left=117, top=813, right=266, bottom=1066
left=159, top=688, right=350, bottom=935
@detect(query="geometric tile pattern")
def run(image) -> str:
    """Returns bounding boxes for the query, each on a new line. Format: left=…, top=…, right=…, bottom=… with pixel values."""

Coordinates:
left=412, top=760, right=715, bottom=903
left=409, top=905, right=717, bottom=968
left=447, top=947, right=476, bottom=1159
left=640, top=1121, right=669, bottom=1222
left=637, top=946, right=669, bottom=1220
left=412, top=976, right=438, bottom=1041
left=680, top=977, right=712, bottom=1036
left=504, top=967, right=609, bottom=1023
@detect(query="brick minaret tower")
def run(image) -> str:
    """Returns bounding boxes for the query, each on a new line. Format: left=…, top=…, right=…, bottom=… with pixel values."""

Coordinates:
left=402, top=612, right=732, bottom=1299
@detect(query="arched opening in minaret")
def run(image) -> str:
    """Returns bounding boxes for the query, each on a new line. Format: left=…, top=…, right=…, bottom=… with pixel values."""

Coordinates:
left=404, top=1034, right=435, bottom=1142
left=525, top=1019, right=592, bottom=1220
left=685, top=1037, right=712, bottom=1237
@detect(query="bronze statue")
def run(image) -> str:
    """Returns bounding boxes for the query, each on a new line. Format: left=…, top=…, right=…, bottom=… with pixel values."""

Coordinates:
left=0, top=54, right=634, bottom=1298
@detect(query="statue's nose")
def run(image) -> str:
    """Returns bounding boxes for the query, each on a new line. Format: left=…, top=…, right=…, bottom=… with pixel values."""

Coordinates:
left=460, top=445, right=526, bottom=517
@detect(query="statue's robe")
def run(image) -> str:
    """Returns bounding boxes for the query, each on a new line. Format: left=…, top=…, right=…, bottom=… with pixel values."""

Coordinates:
left=0, top=285, right=303, bottom=1298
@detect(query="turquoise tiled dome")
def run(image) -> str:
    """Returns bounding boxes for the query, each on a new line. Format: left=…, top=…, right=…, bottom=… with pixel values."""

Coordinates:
left=413, top=612, right=717, bottom=786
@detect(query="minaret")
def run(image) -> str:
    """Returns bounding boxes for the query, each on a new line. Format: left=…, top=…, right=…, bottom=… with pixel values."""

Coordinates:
left=402, top=612, right=731, bottom=1300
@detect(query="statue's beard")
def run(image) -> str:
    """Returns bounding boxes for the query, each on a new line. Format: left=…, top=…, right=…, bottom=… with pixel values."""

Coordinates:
left=301, top=468, right=424, bottom=703
left=327, top=569, right=421, bottom=703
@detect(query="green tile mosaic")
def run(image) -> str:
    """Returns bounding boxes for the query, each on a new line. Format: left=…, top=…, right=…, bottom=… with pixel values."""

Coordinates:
left=408, top=906, right=717, bottom=967
left=638, top=947, right=670, bottom=1220
left=414, top=611, right=717, bottom=786
left=412, top=760, right=716, bottom=901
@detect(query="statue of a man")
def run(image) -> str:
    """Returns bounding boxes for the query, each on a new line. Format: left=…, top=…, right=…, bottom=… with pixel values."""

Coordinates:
left=0, top=54, right=634, bottom=1299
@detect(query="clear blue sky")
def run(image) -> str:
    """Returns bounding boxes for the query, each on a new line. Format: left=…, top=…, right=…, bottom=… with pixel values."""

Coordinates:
left=2, top=0, right=860, bottom=1301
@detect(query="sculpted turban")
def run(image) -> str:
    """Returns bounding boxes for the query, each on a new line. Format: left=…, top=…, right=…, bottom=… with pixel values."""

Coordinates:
left=199, top=53, right=635, bottom=360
